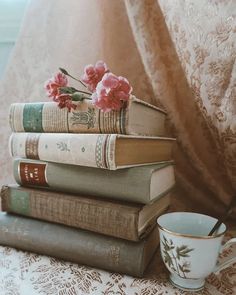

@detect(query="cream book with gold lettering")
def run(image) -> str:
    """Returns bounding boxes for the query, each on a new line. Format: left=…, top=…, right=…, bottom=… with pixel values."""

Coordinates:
left=9, top=96, right=167, bottom=136
left=9, top=133, right=175, bottom=170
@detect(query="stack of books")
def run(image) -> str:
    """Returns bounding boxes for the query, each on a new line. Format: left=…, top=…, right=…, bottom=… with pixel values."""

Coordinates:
left=0, top=96, right=175, bottom=277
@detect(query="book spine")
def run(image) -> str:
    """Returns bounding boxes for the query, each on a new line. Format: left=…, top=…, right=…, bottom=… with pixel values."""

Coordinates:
left=13, top=159, right=152, bottom=203
left=9, top=101, right=128, bottom=134
left=1, top=186, right=139, bottom=241
left=10, top=133, right=117, bottom=169
left=0, top=213, right=158, bottom=276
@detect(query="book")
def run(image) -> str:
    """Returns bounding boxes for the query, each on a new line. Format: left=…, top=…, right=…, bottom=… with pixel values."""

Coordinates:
left=1, top=185, right=170, bottom=241
left=0, top=212, right=159, bottom=277
left=9, top=133, right=175, bottom=170
left=13, top=158, right=175, bottom=203
left=9, top=96, right=167, bottom=136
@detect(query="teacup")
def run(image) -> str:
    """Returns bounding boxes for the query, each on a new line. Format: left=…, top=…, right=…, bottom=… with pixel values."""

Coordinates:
left=157, top=212, right=236, bottom=291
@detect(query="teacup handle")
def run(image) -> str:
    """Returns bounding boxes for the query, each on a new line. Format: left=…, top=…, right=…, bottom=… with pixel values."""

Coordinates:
left=214, top=238, right=236, bottom=274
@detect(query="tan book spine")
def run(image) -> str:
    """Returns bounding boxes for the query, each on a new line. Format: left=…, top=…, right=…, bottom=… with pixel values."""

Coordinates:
left=1, top=185, right=140, bottom=241
left=9, top=133, right=117, bottom=169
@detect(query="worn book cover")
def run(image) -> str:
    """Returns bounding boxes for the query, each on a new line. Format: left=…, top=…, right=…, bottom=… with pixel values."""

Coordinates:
left=0, top=212, right=159, bottom=277
left=9, top=133, right=175, bottom=170
left=1, top=185, right=170, bottom=241
left=13, top=158, right=175, bottom=203
left=9, top=96, right=167, bottom=136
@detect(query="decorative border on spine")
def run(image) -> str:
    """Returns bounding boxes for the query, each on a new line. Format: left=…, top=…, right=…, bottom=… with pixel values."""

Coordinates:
left=25, top=134, right=40, bottom=160
left=119, top=107, right=127, bottom=134
left=98, top=109, right=128, bottom=134
left=106, top=134, right=116, bottom=170
left=95, top=135, right=108, bottom=168
left=95, top=134, right=116, bottom=169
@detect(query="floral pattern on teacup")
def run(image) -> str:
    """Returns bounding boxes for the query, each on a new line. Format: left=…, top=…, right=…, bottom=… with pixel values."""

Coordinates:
left=161, top=236, right=194, bottom=278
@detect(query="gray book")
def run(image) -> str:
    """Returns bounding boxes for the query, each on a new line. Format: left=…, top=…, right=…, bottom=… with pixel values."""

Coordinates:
left=13, top=158, right=175, bottom=204
left=0, top=213, right=159, bottom=277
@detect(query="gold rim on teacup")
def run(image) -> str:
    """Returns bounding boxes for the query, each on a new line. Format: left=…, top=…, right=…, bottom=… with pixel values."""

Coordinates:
left=157, top=218, right=226, bottom=239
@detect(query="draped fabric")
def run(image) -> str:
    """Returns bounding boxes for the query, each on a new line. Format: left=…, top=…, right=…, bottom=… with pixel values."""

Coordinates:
left=125, top=0, right=236, bottom=216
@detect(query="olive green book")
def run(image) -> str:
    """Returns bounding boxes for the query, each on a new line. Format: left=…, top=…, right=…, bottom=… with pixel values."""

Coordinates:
left=1, top=185, right=170, bottom=241
left=0, top=212, right=159, bottom=277
left=13, top=158, right=175, bottom=204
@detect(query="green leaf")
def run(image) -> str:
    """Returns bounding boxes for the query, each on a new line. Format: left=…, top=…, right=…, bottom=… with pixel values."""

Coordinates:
left=164, top=252, right=174, bottom=267
left=59, top=86, right=78, bottom=94
left=71, top=92, right=89, bottom=101
left=178, top=264, right=184, bottom=272
left=162, top=238, right=174, bottom=252
left=162, top=241, right=169, bottom=251
left=180, top=253, right=190, bottom=257
left=163, top=236, right=168, bottom=243
left=176, top=245, right=194, bottom=258
left=178, top=245, right=188, bottom=251
left=181, top=248, right=194, bottom=255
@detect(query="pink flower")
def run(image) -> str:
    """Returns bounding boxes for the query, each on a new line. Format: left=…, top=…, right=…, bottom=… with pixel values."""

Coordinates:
left=54, top=94, right=76, bottom=112
left=92, top=72, right=132, bottom=112
left=45, top=72, right=68, bottom=100
left=81, top=60, right=109, bottom=92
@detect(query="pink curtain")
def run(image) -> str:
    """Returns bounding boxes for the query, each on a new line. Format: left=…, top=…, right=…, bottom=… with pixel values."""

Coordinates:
left=0, top=0, right=235, bottom=217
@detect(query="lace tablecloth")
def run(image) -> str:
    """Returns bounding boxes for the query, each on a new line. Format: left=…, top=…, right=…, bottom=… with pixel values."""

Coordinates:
left=0, top=232, right=235, bottom=295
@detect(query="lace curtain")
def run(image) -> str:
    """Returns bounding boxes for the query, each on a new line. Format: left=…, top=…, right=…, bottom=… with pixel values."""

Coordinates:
left=125, top=0, right=236, bottom=216
left=0, top=0, right=235, bottom=216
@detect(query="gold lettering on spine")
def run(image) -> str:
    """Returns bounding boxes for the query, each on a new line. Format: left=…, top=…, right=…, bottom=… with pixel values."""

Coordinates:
left=25, top=134, right=40, bottom=159
left=20, top=162, right=48, bottom=186
left=108, top=246, right=120, bottom=266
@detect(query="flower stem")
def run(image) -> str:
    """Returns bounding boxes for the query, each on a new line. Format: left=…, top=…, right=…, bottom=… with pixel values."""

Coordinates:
left=59, top=67, right=91, bottom=92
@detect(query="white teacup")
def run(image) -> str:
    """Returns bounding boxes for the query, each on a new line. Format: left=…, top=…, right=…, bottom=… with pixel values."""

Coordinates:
left=157, top=212, right=236, bottom=292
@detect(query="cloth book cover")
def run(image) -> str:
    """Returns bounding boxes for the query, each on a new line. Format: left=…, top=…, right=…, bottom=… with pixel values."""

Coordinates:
left=0, top=212, right=159, bottom=277
left=1, top=185, right=170, bottom=241
left=9, top=96, right=167, bottom=136
left=9, top=133, right=175, bottom=170
left=13, top=158, right=175, bottom=204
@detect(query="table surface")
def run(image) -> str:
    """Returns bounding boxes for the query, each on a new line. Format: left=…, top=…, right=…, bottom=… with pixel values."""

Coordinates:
left=0, top=230, right=235, bottom=295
